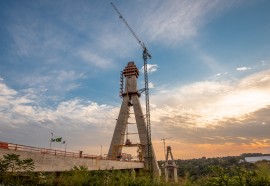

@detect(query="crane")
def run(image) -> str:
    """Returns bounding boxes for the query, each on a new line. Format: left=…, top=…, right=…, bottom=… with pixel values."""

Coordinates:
left=161, top=137, right=172, bottom=160
left=110, top=2, right=153, bottom=178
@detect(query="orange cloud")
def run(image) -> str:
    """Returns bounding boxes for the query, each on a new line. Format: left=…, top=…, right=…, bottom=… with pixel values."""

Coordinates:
left=153, top=140, right=270, bottom=160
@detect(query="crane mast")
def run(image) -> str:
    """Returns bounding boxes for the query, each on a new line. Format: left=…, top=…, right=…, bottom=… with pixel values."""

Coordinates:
left=161, top=137, right=172, bottom=160
left=110, top=2, right=153, bottom=178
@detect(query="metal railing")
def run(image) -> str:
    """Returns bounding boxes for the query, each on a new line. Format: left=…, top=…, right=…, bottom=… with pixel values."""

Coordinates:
left=0, top=141, right=97, bottom=159
left=0, top=141, right=142, bottom=163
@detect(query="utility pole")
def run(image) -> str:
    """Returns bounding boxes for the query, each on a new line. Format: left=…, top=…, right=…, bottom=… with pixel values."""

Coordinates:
left=101, top=145, right=103, bottom=157
left=161, top=137, right=172, bottom=160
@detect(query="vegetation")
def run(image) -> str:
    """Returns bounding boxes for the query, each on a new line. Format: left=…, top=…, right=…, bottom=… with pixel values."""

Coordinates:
left=159, top=153, right=270, bottom=181
left=1, top=153, right=270, bottom=185
left=0, top=153, right=35, bottom=185
left=57, top=166, right=163, bottom=186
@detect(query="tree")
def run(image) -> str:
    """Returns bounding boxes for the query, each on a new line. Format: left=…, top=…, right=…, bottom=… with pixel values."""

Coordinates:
left=0, top=153, right=35, bottom=185
left=1, top=153, right=34, bottom=173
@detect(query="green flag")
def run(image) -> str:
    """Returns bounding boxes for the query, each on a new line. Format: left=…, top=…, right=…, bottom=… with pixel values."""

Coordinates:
left=51, top=137, right=62, bottom=142
left=55, top=137, right=62, bottom=142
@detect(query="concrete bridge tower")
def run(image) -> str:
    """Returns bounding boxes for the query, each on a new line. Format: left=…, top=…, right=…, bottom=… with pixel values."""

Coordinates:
left=108, top=61, right=160, bottom=176
left=165, top=146, right=178, bottom=183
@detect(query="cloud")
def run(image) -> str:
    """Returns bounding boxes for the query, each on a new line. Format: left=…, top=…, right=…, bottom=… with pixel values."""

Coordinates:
left=16, top=70, right=85, bottom=98
left=108, top=0, right=237, bottom=48
left=0, top=83, right=17, bottom=96
left=0, top=82, right=117, bottom=128
left=78, top=50, right=112, bottom=69
left=0, top=81, right=118, bottom=153
left=236, top=67, right=251, bottom=71
left=140, top=64, right=158, bottom=73
left=6, top=1, right=125, bottom=73
left=137, top=0, right=235, bottom=44
left=149, top=70, right=270, bottom=157
left=1, top=69, right=270, bottom=158
left=8, top=14, right=69, bottom=59
left=152, top=105, right=270, bottom=159
left=152, top=69, right=270, bottom=125
left=148, top=82, right=155, bottom=89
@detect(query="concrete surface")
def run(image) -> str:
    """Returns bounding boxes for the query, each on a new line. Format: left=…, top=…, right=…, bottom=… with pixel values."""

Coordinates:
left=0, top=148, right=144, bottom=172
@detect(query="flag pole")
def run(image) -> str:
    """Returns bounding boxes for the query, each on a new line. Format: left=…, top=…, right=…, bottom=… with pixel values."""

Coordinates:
left=101, top=145, right=102, bottom=158
left=62, top=140, right=67, bottom=155
left=50, top=132, right=53, bottom=149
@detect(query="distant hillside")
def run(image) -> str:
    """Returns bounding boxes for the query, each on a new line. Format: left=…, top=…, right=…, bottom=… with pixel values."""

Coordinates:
left=158, top=153, right=270, bottom=179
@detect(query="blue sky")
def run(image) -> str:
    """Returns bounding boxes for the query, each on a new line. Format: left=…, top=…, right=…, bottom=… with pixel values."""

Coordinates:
left=1, top=0, right=270, bottom=159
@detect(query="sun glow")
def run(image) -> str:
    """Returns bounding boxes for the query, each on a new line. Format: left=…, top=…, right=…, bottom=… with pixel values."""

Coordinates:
left=196, top=89, right=270, bottom=125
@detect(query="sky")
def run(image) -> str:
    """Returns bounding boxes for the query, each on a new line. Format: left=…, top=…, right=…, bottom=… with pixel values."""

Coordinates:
left=0, top=0, right=270, bottom=160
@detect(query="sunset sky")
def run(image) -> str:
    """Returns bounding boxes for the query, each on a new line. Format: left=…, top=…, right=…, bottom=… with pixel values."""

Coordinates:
left=1, top=0, right=270, bottom=160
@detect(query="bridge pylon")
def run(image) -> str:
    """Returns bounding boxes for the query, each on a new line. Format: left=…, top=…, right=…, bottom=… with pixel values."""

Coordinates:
left=108, top=61, right=160, bottom=176
left=165, top=146, right=178, bottom=183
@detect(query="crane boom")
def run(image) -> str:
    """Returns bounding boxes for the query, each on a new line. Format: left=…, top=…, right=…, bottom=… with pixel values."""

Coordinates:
left=110, top=3, right=143, bottom=48
left=110, top=2, right=151, bottom=59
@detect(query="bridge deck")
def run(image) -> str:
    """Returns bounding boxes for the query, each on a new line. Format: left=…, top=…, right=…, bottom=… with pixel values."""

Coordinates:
left=0, top=142, right=144, bottom=172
